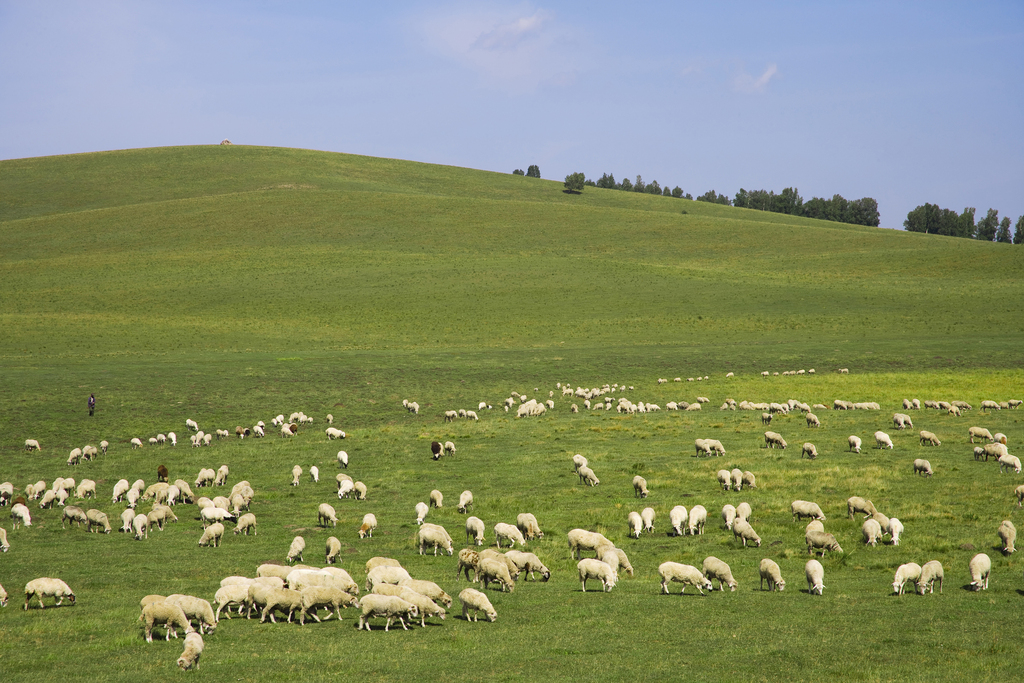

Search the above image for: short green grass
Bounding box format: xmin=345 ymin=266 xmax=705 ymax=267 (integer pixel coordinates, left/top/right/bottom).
xmin=1 ymin=146 xmax=1023 ymax=681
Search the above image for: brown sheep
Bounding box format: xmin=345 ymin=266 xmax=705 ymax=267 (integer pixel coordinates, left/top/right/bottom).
xmin=430 ymin=441 xmax=443 ymax=460
xmin=157 ymin=465 xmax=169 ymax=483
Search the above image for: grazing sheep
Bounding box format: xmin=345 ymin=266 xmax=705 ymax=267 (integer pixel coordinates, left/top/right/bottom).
xmin=695 ymin=439 xmax=714 ymax=457
xmin=968 ymin=427 xmax=994 ymax=443
xmin=731 ymin=469 xmax=744 ymax=490
xmin=913 ymin=459 xmax=934 ymax=477
xmin=917 ymin=560 xmax=944 ymax=594
xmin=298 ymin=585 xmax=360 ymax=625
xmin=478 ymin=558 xmax=516 ymax=593
xmin=260 ymin=587 xmax=303 ymax=623
xmin=59 ymin=506 xmax=86 ymax=530
xmin=578 ymin=466 xmax=600 ymax=487
xmin=742 ymin=471 xmax=757 ymax=489
xmin=572 ymin=454 xmax=588 ymax=471
xmin=721 ymin=504 xmax=737 ymax=530
xmin=999 ymin=453 xmax=1022 ymax=474
xmin=847 ymin=496 xmax=877 ymax=520
xmin=968 ymin=553 xmax=991 ymax=590
xmin=458 ymin=490 xmax=474 ymax=513
xmin=131 ymin=437 xmax=144 ymax=449
xmin=364 ymin=565 xmax=412 ymax=593
xmin=516 ymin=512 xmax=543 ymax=540
xmin=1015 ymin=484 xmax=1024 ymax=508
xmin=505 ymin=550 xmax=550 ymax=582
xmin=198 ymin=522 xmax=225 ymax=547
xmin=23 ymin=578 xmax=76 ymax=611
xmin=164 ymin=594 xmax=217 ymax=635
xmin=287 ymin=536 xmax=306 ymax=564
xmin=132 ymin=513 xmax=149 ymax=540
xmin=874 ymin=431 xmax=893 ymax=449
xmin=764 ymin=432 xmax=787 ymax=449
xmin=358 ymin=594 xmax=419 ymax=631
xmin=373 ymin=585 xmax=444 ymax=627
xmin=325 ymin=427 xmax=345 ymax=440
xmin=358 ymin=513 xmax=377 ymax=539
xmin=848 ymin=435 xmax=862 ymax=453
xmin=318 ymin=503 xmax=338 ymax=528
xmin=67 ymin=448 xmax=83 ymax=465
xmin=805 ymin=560 xmax=825 ymax=595
xmin=791 ymin=500 xmax=826 ymax=522
xmin=981 ymin=400 xmax=1001 ymax=412
xmin=806 ymin=413 xmax=820 ymax=428
xmin=701 ymin=556 xmax=738 ymax=591
xmin=871 ymin=511 xmax=891 ymax=536
xmin=998 ymin=520 xmax=1016 ymax=554
xmin=983 ymin=443 xmax=1009 ymax=460
xmin=495 ymin=522 xmax=526 ymax=548
xmin=761 ymin=412 xmax=772 ymax=425
xmin=25 ymin=439 xmax=42 ymax=452
xmin=687 ymin=505 xmax=708 ymax=535
xmin=862 ymin=518 xmax=883 ymax=546
xmin=801 ymin=443 xmax=819 ymax=459
xmin=337 ymin=479 xmax=355 ymax=499
xmin=75 ymin=479 xmax=96 ymax=500
xmin=636 ymin=507 xmax=654 ymax=534
xmin=759 ymin=559 xmax=786 ymax=591
xmin=12 ymin=502 xmax=32 ymax=528
xmin=177 ymin=632 xmax=204 ymax=671
xmin=465 ymin=516 xmax=486 ymax=546
xmin=140 ymin=602 xmax=193 ymax=641
xmin=577 ymin=558 xmax=616 ymax=592
xmin=659 ymin=562 xmax=713 ymax=595
xmin=456 ymin=549 xmax=480 ymax=582
xmin=633 ymin=475 xmax=649 ymax=499
xmin=459 ymin=588 xmax=497 ymax=622
xmin=0 ymin=527 xmax=8 ymax=552
xmin=919 ymin=430 xmax=941 ymax=447
xmin=417 ymin=523 xmax=454 ymax=556
xmin=670 ymin=506 xmax=688 ymax=536
xmin=627 ymin=511 xmax=643 ymax=539
xmin=430 ymin=489 xmax=443 ymax=508
xmin=893 ymin=413 xmax=913 ymax=430
xmin=566 ymin=529 xmax=613 ymax=559
xmin=805 ymin=530 xmax=843 ymax=557
xmin=993 ymin=433 xmax=1007 ymax=445
xmin=716 ymin=469 xmax=732 ymax=491
xmin=892 ymin=563 xmax=922 ymax=595
xmin=732 ymin=518 xmax=761 ymax=547
xmin=233 ymin=512 xmax=257 ymax=536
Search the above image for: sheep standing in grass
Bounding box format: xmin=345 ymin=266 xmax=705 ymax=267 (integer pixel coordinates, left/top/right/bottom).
xmin=132 ymin=513 xmax=148 ymax=540
xmin=459 ymin=588 xmax=496 ymax=622
xmin=764 ymin=432 xmax=787 ymax=449
xmin=759 ymin=559 xmax=785 ymax=591
xmin=466 ymin=516 xmax=485 ymax=546
xmin=806 ymin=530 xmax=843 ymax=557
xmin=430 ymin=490 xmax=443 ymax=508
xmin=566 ymin=529 xmax=613 ymax=559
xmin=495 ymin=522 xmax=526 ymax=548
xmin=140 ymin=602 xmax=193 ymax=641
xmin=417 ymin=523 xmax=454 ymax=555
xmin=805 ymin=560 xmax=825 ymax=595
xmin=358 ymin=513 xmax=377 ymax=538
xmin=732 ymin=519 xmax=761 ymax=547
xmin=0 ymin=527 xmax=9 ymax=552
xmin=337 ymin=450 xmax=349 ymax=468
xmin=969 ymin=427 xmax=994 ymax=443
xmin=318 ymin=503 xmax=338 ymax=528
xmin=716 ymin=469 xmax=732 ymax=491
xmin=11 ymin=503 xmax=32 ymax=528
xmin=287 ymin=536 xmax=306 ymax=564
xmin=731 ymin=469 xmax=744 ymax=490
xmin=479 ymin=558 xmax=516 ymax=592
xmin=702 ymin=557 xmax=738 ymax=591
xmin=919 ymin=431 xmax=941 ymax=446
xmin=998 ymin=520 xmax=1016 ymax=554
xmin=968 ymin=553 xmax=991 ymax=590
xmin=742 ymin=471 xmax=757 ymax=489
xmin=999 ymin=453 xmax=1022 ymax=474
xmin=641 ymin=507 xmax=656 ymax=534
xmin=458 ymin=490 xmax=474 ymax=513
xmin=516 ymin=512 xmax=543 ymax=540
xmin=577 ymin=558 xmax=616 ymax=592
xmin=86 ymin=509 xmax=111 ymax=534
xmin=198 ymin=522 xmax=225 ymax=547
xmin=847 ymin=497 xmax=876 ymax=519
xmin=578 ymin=466 xmax=600 ymax=487
xmin=806 ymin=413 xmax=820 ymax=428
xmin=670 ymin=506 xmax=688 ymax=536
xmin=917 ymin=561 xmax=944 ymax=594
xmin=177 ymin=632 xmax=204 ymax=671
xmin=874 ymin=431 xmax=893 ymax=449
xmin=627 ymin=511 xmax=643 ymax=538
xmin=791 ymin=500 xmax=826 ymax=522
xmin=687 ymin=505 xmax=708 ymax=535
xmin=165 ymin=594 xmax=217 ymax=635
xmin=848 ymin=435 xmax=862 ymax=453
xmin=659 ymin=562 xmax=713 ymax=595
xmin=801 ymin=443 xmax=819 ymax=459
xmin=633 ymin=476 xmax=649 ymax=498
xmin=913 ymin=459 xmax=933 ymax=476
xmin=892 ymin=563 xmax=922 ymax=595
xmin=23 ymin=578 xmax=75 ymax=610
xmin=862 ymin=519 xmax=883 ymax=546
xmin=358 ymin=595 xmax=419 ymax=631
xmin=456 ymin=549 xmax=480 ymax=582
xmin=505 ymin=551 xmax=550 ymax=582
xmin=25 ymin=439 xmax=41 ymax=452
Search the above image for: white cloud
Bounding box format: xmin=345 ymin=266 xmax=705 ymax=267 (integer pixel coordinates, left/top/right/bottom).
xmin=734 ymin=63 xmax=779 ymax=94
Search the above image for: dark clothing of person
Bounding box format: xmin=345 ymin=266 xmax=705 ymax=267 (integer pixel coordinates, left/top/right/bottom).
xmin=88 ymin=395 xmax=96 ymax=416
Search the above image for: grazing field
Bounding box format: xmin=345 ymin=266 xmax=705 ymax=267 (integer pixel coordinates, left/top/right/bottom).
xmin=1 ymin=146 xmax=1023 ymax=681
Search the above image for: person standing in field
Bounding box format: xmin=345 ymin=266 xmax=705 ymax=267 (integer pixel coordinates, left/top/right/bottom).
xmin=88 ymin=393 xmax=96 ymax=416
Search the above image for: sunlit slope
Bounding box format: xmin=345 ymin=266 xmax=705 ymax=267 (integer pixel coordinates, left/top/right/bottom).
xmin=1 ymin=145 xmax=1021 ymax=362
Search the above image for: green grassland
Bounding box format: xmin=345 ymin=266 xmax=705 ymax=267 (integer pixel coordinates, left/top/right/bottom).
xmin=1 ymin=146 xmax=1023 ymax=682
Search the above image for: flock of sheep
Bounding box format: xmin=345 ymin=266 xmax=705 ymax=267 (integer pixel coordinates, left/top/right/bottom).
xmin=2 ymin=372 xmax=1022 ymax=672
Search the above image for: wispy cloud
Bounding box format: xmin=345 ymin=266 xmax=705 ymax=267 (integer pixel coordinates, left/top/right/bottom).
xmin=734 ymin=63 xmax=779 ymax=93
xmin=419 ymin=6 xmax=580 ymax=91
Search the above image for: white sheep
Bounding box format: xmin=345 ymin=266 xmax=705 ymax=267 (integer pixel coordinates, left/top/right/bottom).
xmin=917 ymin=560 xmax=944 ymax=594
xmin=801 ymin=443 xmax=819 ymax=459
xmin=417 ymin=523 xmax=454 ymax=555
xmin=721 ymin=504 xmax=737 ymax=531
xmin=140 ymin=602 xmax=194 ymax=641
xmin=968 ymin=553 xmax=991 ymax=590
xmin=287 ymin=535 xmax=306 ymax=564
xmin=578 ymin=466 xmax=600 ymax=487
xmin=177 ymin=631 xmax=204 ymax=671
xmin=415 ymin=501 xmax=429 ymax=525
xmin=494 ymin=522 xmax=526 ymax=548
xmin=504 ymin=550 xmax=550 ymax=582
xmin=318 ymin=503 xmax=338 ymax=528
xmin=805 ymin=559 xmax=825 ymax=595
xmin=131 ymin=437 xmax=144 ymax=449
xmin=430 ymin=489 xmax=443 ymax=508
xmin=862 ymin=518 xmax=883 ymax=546
xmin=337 ymin=479 xmax=355 ymax=499
xmin=847 ymin=496 xmax=876 ymax=519
xmin=572 ymin=454 xmax=588 ymax=471
xmin=577 ymin=558 xmax=616 ymax=592
xmin=730 ymin=469 xmax=743 ymax=490
xmin=806 ymin=530 xmax=843 ymax=556
xmin=0 ymin=526 xmax=9 ymax=552
xmin=874 ymin=431 xmax=893 ymax=449
xmin=998 ymin=520 xmax=1016 ymax=554
xmin=459 ymin=588 xmax=496 ymax=622
xmin=913 ymin=459 xmax=933 ymax=477
xmin=659 ymin=562 xmax=713 ymax=595
xmin=791 ymin=500 xmax=826 ymax=522
xmin=516 ymin=512 xmax=543 ymax=540
xmin=458 ymin=490 xmax=474 ymax=513
xmin=892 ymin=563 xmax=922 ymax=595
xmin=806 ymin=413 xmax=820 ymax=428
xmin=670 ymin=505 xmax=688 ymax=536
xmin=358 ymin=594 xmax=418 ymax=631
xmin=478 ymin=558 xmax=516 ymax=592
xmin=165 ymin=594 xmax=217 ymax=634
xmin=25 ymin=439 xmax=42 ymax=452
xmin=633 ymin=475 xmax=649 ymax=499
xmin=764 ymin=431 xmax=787 ymax=449
xmin=23 ymin=578 xmax=76 ymax=610
xmin=641 ymin=507 xmax=656 ymax=534
xmin=716 ymin=469 xmax=732 ymax=491
xmin=687 ymin=505 xmax=708 ymax=535
xmin=919 ymin=431 xmax=941 ymax=446
xmin=291 ymin=465 xmax=302 ymax=486
xmin=323 ymin=536 xmax=342 ymax=565
xmin=566 ymin=529 xmax=613 ymax=559
xmin=198 ymin=522 xmax=225 ymax=547
xmin=848 ymin=435 xmax=862 ymax=453
xmin=465 ymin=516 xmax=486 ymax=546
xmin=132 ymin=513 xmax=148 ymax=540
xmin=702 ymin=556 xmax=738 ymax=591
xmin=968 ymin=426 xmax=994 ymax=443
xmin=759 ymin=558 xmax=786 ymax=591
xmin=627 ymin=511 xmax=643 ymax=538
xmin=365 ymin=565 xmax=412 ymax=592
xmin=999 ymin=453 xmax=1022 ymax=474
xmin=358 ymin=513 xmax=377 ymax=539
xmin=337 ymin=451 xmax=349 ymax=468
xmin=732 ymin=518 xmax=761 ymax=547
xmin=234 ymin=513 xmax=257 ymax=536
xmin=326 ymin=427 xmax=346 ymax=440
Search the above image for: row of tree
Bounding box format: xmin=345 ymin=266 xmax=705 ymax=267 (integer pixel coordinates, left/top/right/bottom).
xmin=512 ymin=165 xmax=541 ymax=178
xmin=903 ymin=204 xmax=1023 ymax=243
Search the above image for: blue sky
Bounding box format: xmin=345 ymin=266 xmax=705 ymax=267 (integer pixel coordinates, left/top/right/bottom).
xmin=2 ymin=1 xmax=1021 ymax=228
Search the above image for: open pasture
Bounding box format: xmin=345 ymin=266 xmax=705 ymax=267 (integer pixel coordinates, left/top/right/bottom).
xmin=1 ymin=146 xmax=1023 ymax=681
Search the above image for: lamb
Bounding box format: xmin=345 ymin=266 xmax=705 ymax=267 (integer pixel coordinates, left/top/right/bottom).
xmin=417 ymin=523 xmax=454 ymax=555
xmin=23 ymin=577 xmax=76 ymax=610
xmin=764 ymin=431 xmax=787 ymax=449
xmin=627 ymin=511 xmax=643 ymax=538
xmin=968 ymin=426 xmax=994 ymax=443
xmin=494 ymin=522 xmax=526 ymax=548
xmin=459 ymin=588 xmax=497 ymax=622
xmin=759 ymin=558 xmax=786 ymax=591
xmin=892 ymin=563 xmax=922 ymax=595
xmin=633 ymin=507 xmax=653 ymax=535
xmin=177 ymin=632 xmax=204 ymax=671
xmin=687 ymin=505 xmax=708 ymax=535
xmin=732 ymin=519 xmax=761 ymax=547
xmin=919 ymin=430 xmax=941 ymax=446
xmin=566 ymin=529 xmax=613 ymax=559
xmin=299 ymin=586 xmax=360 ymax=625
xmin=917 ymin=560 xmax=944 ymax=594
xmin=701 ymin=556 xmax=738 ymax=591
xmin=140 ymin=602 xmax=193 ymax=641
xmin=465 ymin=516 xmax=485 ymax=545
xmin=801 ymin=443 xmax=819 ymax=459
xmin=862 ymin=518 xmax=883 ymax=546
xmin=458 ymin=490 xmax=474 ymax=513
xmin=968 ymin=553 xmax=991 ymax=590
xmin=430 ymin=489 xmax=443 ymax=508
xmin=913 ymin=459 xmax=933 ymax=476
xmin=791 ymin=500 xmax=826 ymax=522
xmin=577 ymin=558 xmax=616 ymax=592
xmin=358 ymin=513 xmax=377 ymax=538
xmin=874 ymin=431 xmax=893 ymax=449
xmin=198 ymin=522 xmax=225 ymax=547
xmin=516 ymin=512 xmax=543 ymax=540
xmin=848 ymin=435 xmax=862 ymax=453
xmin=805 ymin=530 xmax=843 ymax=557
xmin=260 ymin=587 xmax=303 ymax=623
xmin=318 ymin=503 xmax=338 ymax=528
xmin=132 ymin=513 xmax=149 ymax=540
xmin=805 ymin=559 xmax=825 ymax=595
xmin=633 ymin=475 xmax=649 ymax=498
xmin=357 ymin=594 xmax=419 ymax=631
xmin=504 ymin=550 xmax=550 ymax=581
xmin=578 ymin=466 xmax=600 ymax=487
xmin=659 ymin=562 xmax=713 ymax=595
xmin=998 ymin=520 xmax=1016 ymax=554
xmin=337 ymin=450 xmax=349 ymax=468
xmin=716 ymin=469 xmax=732 ymax=491
xmin=670 ymin=506 xmax=688 ymax=536
xmin=164 ymin=594 xmax=217 ymax=634
xmin=287 ymin=536 xmax=306 ymax=564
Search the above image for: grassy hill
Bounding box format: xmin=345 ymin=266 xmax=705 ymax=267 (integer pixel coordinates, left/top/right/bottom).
xmin=1 ymin=146 xmax=1022 ymax=681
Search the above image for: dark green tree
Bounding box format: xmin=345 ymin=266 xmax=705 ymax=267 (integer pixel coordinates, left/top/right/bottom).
xmin=733 ymin=189 xmax=749 ymax=208
xmin=1015 ymin=216 xmax=1024 ymax=245
xmin=662 ymin=186 xmax=672 ymax=196
xmin=619 ymin=176 xmax=633 ymax=192
xmin=671 ymin=186 xmax=684 ymax=198
xmin=584 ymin=178 xmax=596 ymax=187
xmin=512 ymin=169 xmax=525 ymax=176
xmin=975 ymin=208 xmax=999 ymax=241
xmin=646 ymin=180 xmax=661 ymax=195
xmin=696 ymin=190 xmax=731 ymax=205
xmin=596 ymin=173 xmax=617 ymax=189
xmin=563 ymin=172 xmax=585 ymax=194
xmin=996 ymin=216 xmax=1012 ymax=243
xmin=526 ymin=165 xmax=541 ymax=178
xmin=633 ymin=175 xmax=646 ymax=193
xmin=958 ymin=207 xmax=976 ymax=238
